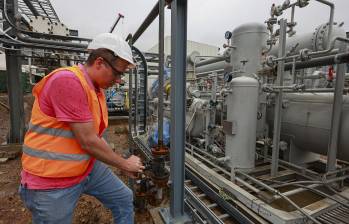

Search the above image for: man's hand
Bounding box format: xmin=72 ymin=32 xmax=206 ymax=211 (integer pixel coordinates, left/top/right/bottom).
xmin=124 ymin=155 xmax=145 ymax=173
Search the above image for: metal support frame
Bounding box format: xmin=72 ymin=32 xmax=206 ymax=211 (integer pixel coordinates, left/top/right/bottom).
xmin=128 ymin=0 xmax=170 ymax=44
xmin=168 ymin=0 xmax=190 ymax=222
xmin=128 ymin=69 xmax=134 ymax=136
xmin=5 ymin=49 xmax=25 ymax=143
xmin=326 ymin=42 xmax=347 ymax=172
xmin=158 ymin=0 xmax=165 ymax=145
xmin=271 ymin=19 xmax=287 ymax=176
xmin=2 ymin=0 xmax=91 ymax=44
xmin=134 ymin=67 xmax=138 ymax=134
xmin=4 ymin=0 xmax=25 ymax=143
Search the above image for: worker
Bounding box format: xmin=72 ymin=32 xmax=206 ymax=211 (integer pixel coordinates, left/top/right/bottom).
xmin=18 ymin=33 xmax=144 ymax=224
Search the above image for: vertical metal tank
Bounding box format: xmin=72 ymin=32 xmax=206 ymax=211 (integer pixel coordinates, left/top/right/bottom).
xmin=230 ymin=23 xmax=268 ymax=139
xmin=230 ymin=23 xmax=268 ymax=75
xmin=225 ymin=76 xmax=259 ymax=170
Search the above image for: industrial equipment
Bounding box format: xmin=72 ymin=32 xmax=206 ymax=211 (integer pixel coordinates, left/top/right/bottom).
xmin=2 ymin=0 xmax=349 ymax=223
xmin=128 ymin=0 xmax=349 ymax=223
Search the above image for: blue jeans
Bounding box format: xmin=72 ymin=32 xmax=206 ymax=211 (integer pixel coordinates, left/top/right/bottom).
xmin=19 ymin=160 xmax=134 ymax=224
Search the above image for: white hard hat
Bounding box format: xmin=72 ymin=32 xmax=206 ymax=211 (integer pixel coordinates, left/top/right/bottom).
xmin=88 ymin=33 xmax=135 ymax=68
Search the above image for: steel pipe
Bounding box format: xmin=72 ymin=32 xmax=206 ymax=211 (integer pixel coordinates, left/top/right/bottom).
xmin=158 ymin=0 xmax=165 ymax=145
xmin=17 ymin=32 xmax=88 ymax=49
xmin=271 ymin=19 xmax=287 ymax=176
xmin=128 ymin=0 xmax=170 ymax=44
xmin=326 ymin=42 xmax=347 ymax=172
xmin=283 ymin=52 xmax=349 ymax=70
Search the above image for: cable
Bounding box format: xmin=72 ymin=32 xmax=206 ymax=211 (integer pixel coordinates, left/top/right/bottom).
xmin=262 ymin=178 xmax=349 ymax=209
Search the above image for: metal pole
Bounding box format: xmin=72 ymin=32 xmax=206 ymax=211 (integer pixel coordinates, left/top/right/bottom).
xmin=5 ymin=0 xmax=25 ymax=143
xmin=271 ymin=19 xmax=287 ymax=176
xmin=5 ymin=49 xmax=25 ymax=143
xmin=134 ymin=68 xmax=138 ymax=134
xmin=158 ymin=0 xmax=165 ymax=145
xmin=326 ymin=42 xmax=347 ymax=172
xmin=170 ymin=0 xmax=189 ymax=221
xmin=128 ymin=70 xmax=134 ymax=136
xmin=128 ymin=0 xmax=168 ymax=44
xmin=109 ymin=13 xmax=124 ymax=33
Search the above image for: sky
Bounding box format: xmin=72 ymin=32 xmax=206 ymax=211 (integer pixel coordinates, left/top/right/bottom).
xmin=50 ymin=0 xmax=349 ymax=51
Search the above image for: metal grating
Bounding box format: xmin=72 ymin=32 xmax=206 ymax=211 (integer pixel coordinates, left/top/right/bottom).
xmin=317 ymin=205 xmax=349 ymax=224
xmin=18 ymin=0 xmax=60 ymax=23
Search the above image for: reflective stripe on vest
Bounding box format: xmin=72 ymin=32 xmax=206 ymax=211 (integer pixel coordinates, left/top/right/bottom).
xmin=28 ymin=122 xmax=75 ymax=138
xmin=23 ymin=145 xmax=90 ymax=161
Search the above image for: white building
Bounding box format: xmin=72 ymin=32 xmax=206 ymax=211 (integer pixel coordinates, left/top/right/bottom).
xmin=148 ymin=36 xmax=219 ymax=57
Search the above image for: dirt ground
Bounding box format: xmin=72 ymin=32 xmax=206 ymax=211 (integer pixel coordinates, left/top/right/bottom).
xmin=0 ymin=94 xmax=155 ymax=224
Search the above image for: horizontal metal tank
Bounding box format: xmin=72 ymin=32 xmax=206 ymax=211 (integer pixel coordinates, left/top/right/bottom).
xmin=267 ymin=93 xmax=349 ymax=162
xmin=269 ymin=24 xmax=346 ymax=56
xmin=225 ymin=76 xmax=259 ymax=170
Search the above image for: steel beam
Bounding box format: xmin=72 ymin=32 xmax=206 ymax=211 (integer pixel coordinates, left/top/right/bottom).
xmin=169 ymin=0 xmax=190 ymax=222
xmin=158 ymin=0 xmax=165 ymax=144
xmin=326 ymin=42 xmax=347 ymax=172
xmin=4 ymin=0 xmax=25 ymax=143
xmin=22 ymin=0 xmax=40 ymax=16
xmin=5 ymin=49 xmax=25 ymax=143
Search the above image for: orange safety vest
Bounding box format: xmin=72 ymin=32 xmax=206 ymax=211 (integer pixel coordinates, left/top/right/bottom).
xmin=22 ymin=65 xmax=108 ymax=178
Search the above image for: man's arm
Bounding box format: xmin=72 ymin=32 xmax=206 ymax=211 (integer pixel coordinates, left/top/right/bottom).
xmin=70 ymin=122 xmax=144 ymax=173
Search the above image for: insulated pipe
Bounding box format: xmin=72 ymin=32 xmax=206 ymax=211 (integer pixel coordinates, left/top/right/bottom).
xmin=22 ymin=31 xmax=92 ymax=42
xmin=16 ymin=32 xmax=88 ymax=49
xmin=195 ymin=56 xmax=225 ymax=67
xmin=0 ymin=37 xmax=88 ymax=53
xmin=195 ymin=61 xmax=228 ymax=75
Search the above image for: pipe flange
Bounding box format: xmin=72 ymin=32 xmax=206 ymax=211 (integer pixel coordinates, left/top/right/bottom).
xmin=313 ymin=24 xmax=329 ymax=52
xmin=150 ymin=172 xmax=170 ymax=188
xmin=299 ymin=48 xmax=311 ymax=61
xmin=266 ymin=55 xmax=276 ymax=67
xmin=151 ymin=145 xmax=169 ymax=157
xmin=297 ymin=0 xmax=310 ymax=8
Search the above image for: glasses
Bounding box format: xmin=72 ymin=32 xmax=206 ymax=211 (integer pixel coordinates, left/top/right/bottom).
xmin=100 ymin=57 xmax=124 ymax=77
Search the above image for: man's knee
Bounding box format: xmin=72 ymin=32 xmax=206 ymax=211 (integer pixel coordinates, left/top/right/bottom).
xmin=124 ymin=186 xmax=134 ymax=205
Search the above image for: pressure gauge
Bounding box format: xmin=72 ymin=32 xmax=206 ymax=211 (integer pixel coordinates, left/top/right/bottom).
xmin=224 ymin=73 xmax=233 ymax=83
xmin=225 ymin=31 xmax=232 ymax=40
